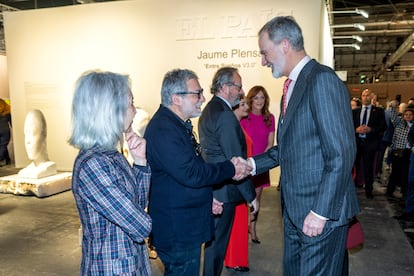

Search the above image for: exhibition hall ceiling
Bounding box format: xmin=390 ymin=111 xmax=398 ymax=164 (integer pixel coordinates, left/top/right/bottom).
xmin=1 ymin=0 xmax=414 ymax=84
xmin=328 ymin=0 xmax=414 ymax=84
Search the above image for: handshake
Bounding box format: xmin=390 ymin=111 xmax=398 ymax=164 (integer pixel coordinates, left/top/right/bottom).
xmin=231 ymin=157 xmax=253 ymax=181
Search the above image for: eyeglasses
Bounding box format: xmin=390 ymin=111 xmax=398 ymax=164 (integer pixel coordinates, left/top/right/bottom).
xmin=176 ymin=89 xmax=204 ymax=99
xmin=226 ymin=82 xmax=243 ymax=91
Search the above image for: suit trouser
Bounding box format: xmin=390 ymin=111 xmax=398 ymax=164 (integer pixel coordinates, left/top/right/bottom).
xmin=387 ymin=149 xmax=411 ymax=195
xmin=355 ymin=140 xmax=376 ymax=194
xmin=203 ymin=202 xmax=236 ymax=276
xmin=283 ymin=214 xmax=348 ymax=276
xmin=375 ymin=141 xmax=391 ymax=175
xmin=405 ymin=153 xmax=414 ymax=214
xmin=0 ymin=131 xmax=10 ymax=162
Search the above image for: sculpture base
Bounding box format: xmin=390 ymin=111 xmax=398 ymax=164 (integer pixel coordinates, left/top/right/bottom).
xmin=0 ymin=172 xmax=72 ymax=197
xmin=18 ymin=161 xmax=57 ymax=179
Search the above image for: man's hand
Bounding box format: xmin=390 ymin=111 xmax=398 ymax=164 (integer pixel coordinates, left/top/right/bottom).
xmin=356 ymin=125 xmax=371 ymax=134
xmin=212 ymin=198 xmax=223 ymax=215
xmin=247 ymin=157 xmax=256 ymax=176
xmin=231 ymin=157 xmax=252 ymax=181
xmin=302 ymin=212 xmax=326 ymax=237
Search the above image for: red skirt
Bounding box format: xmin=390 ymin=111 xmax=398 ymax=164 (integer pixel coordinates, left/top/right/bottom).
xmin=224 ymin=203 xmax=249 ymax=267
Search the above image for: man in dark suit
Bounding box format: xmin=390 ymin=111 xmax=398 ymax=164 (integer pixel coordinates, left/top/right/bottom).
xmin=352 ymin=88 xmax=386 ymax=198
xmin=145 ymin=69 xmax=251 ymax=275
xmin=250 ymin=16 xmax=360 ymax=275
xmin=198 ymin=67 xmax=257 ymax=276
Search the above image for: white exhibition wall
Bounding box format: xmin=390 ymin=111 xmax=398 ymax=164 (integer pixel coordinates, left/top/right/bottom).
xmin=0 ymin=55 xmax=8 ymax=99
xmin=319 ymin=4 xmax=334 ymax=69
xmin=4 ymin=0 xmax=326 ymax=171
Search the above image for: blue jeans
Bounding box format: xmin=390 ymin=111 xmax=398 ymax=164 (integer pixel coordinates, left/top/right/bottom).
xmin=405 ymin=152 xmax=414 ymax=214
xmin=157 ymin=245 xmax=201 ymax=276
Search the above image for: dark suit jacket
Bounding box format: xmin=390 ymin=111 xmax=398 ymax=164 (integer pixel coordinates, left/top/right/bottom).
xmin=198 ymin=96 xmax=256 ymax=204
xmin=253 ymin=59 xmax=360 ymax=229
xmin=353 ymin=105 xmax=387 ymax=151
xmin=408 ymin=124 xmax=414 ymax=147
xmin=145 ymin=105 xmax=235 ymax=250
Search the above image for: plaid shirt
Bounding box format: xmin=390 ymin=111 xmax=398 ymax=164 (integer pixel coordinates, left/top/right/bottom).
xmin=390 ymin=108 xmax=412 ymax=150
xmin=72 ymin=146 xmax=152 ymax=275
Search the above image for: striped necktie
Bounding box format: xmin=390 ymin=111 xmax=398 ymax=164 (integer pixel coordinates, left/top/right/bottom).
xmin=282 ymin=79 xmax=292 ymax=117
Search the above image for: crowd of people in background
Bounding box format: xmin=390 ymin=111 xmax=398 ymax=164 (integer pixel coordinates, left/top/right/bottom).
xmin=351 ymin=91 xmax=414 ymax=220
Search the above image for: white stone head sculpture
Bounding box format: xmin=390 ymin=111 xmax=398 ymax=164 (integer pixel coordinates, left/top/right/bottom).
xmin=18 ymin=109 xmax=57 ymax=179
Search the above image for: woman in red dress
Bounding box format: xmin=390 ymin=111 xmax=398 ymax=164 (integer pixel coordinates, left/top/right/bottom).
xmin=224 ymin=95 xmax=252 ymax=272
xmin=241 ymin=86 xmax=275 ymax=243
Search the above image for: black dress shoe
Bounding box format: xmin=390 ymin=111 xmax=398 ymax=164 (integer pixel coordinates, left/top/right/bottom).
xmin=355 ymin=183 xmax=364 ymax=189
xmin=386 ymin=193 xmax=398 ymax=200
xmin=233 ymin=266 xmax=250 ymax=272
xmin=395 ymin=213 xmax=414 ymax=221
xmin=251 ymin=238 xmax=261 ymax=244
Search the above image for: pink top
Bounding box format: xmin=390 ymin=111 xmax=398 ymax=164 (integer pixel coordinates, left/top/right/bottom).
xmin=241 ymin=112 xmax=275 ymax=188
xmin=240 ymin=113 xmax=275 ymax=156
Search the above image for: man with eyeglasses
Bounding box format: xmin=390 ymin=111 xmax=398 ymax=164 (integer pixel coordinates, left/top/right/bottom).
xmin=145 ymin=69 xmax=252 ymax=275
xmin=198 ymin=67 xmax=258 ymax=276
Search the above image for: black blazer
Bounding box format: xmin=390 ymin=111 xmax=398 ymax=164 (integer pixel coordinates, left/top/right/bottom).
xmin=198 ymin=96 xmax=255 ymax=204
xmin=353 ymin=105 xmax=387 ymax=150
xmin=145 ymin=105 xmax=236 ymax=250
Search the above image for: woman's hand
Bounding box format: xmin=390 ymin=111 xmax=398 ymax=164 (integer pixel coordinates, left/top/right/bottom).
xmin=125 ymin=129 xmax=147 ymax=166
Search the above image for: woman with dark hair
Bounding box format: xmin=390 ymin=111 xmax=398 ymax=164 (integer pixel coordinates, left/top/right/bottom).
xmin=225 ymin=94 xmax=252 ymax=272
xmin=351 ymin=97 xmax=361 ymax=110
xmin=241 ymin=85 xmax=275 ymax=244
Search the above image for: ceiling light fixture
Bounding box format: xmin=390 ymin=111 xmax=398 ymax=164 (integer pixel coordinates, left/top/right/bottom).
xmin=333 ymin=35 xmax=363 ymax=42
xmin=329 ymin=8 xmax=369 ymax=18
xmin=331 ymin=23 xmax=366 ymax=31
xmin=333 ymin=44 xmax=361 ymax=50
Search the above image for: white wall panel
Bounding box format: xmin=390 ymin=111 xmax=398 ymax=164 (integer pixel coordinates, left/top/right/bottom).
xmin=4 ymin=0 xmax=324 ymax=172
